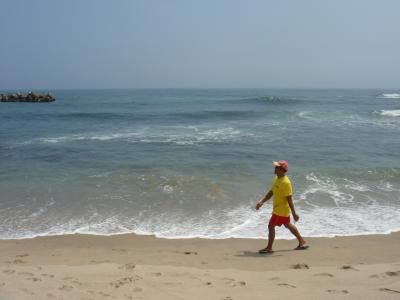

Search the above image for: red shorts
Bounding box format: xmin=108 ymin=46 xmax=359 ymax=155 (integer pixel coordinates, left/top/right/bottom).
xmin=269 ymin=214 xmax=290 ymax=227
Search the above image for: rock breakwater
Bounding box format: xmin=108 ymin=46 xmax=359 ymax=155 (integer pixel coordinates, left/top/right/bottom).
xmin=0 ymin=92 xmax=55 ymax=102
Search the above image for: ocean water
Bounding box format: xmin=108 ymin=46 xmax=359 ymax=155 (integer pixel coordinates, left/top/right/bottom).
xmin=0 ymin=89 xmax=399 ymax=239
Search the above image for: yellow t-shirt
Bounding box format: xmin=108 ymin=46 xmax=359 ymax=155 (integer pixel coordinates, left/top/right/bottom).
xmin=271 ymin=175 xmax=292 ymax=217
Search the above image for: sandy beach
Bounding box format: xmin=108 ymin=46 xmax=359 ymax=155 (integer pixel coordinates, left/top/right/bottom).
xmin=2 ymin=0 xmax=400 ymax=299
xmin=0 ymin=232 xmax=399 ymax=300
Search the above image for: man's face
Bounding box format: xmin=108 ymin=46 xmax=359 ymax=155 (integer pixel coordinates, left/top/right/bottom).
xmin=274 ymin=166 xmax=286 ymax=176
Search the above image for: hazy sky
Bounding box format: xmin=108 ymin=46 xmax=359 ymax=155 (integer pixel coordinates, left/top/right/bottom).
xmin=1 ymin=0 xmax=399 ymax=89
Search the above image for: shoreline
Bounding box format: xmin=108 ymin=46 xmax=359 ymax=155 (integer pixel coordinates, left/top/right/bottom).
xmin=0 ymin=232 xmax=399 ymax=299
xmin=1 ymin=227 xmax=400 ymax=241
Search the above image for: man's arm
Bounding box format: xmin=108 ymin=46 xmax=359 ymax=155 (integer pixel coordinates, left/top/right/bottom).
xmin=255 ymin=190 xmax=273 ymax=210
xmin=287 ymin=195 xmax=299 ymax=221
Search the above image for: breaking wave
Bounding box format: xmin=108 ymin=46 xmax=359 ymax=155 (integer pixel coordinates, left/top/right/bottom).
xmin=379 ymin=110 xmax=400 ymax=117
xmin=33 ymin=127 xmax=251 ymax=145
xmin=377 ymin=93 xmax=400 ymax=99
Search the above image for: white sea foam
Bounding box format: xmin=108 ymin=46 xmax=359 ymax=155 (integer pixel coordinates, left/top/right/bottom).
xmin=300 ymin=173 xmax=355 ymax=206
xmin=1 ymin=173 xmax=399 ymax=240
xmin=379 ymin=109 xmax=400 ymax=117
xmin=88 ymin=172 xmax=111 ymax=178
xmin=343 ymin=178 xmax=372 ymax=192
xmin=377 ymin=181 xmax=396 ymax=192
xmin=297 ymin=111 xmax=313 ymax=120
xmin=378 ymin=93 xmax=400 ymax=99
xmin=2 ymin=198 xmax=400 ymax=240
xmin=162 ymin=185 xmax=174 ymax=194
xmin=34 ymin=126 xmax=249 ymax=145
xmin=297 ymin=111 xmax=365 ymax=128
xmin=29 ymin=199 xmax=55 ymax=219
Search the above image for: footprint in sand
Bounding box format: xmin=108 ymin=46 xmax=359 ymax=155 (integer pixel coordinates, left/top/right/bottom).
xmin=21 ymin=288 xmax=34 ymax=295
xmin=369 ymin=271 xmax=400 ymax=279
xmin=314 ymin=273 xmax=334 ymax=277
xmin=118 ymin=263 xmax=136 ymax=271
xmin=370 ymin=270 xmax=400 ymax=283
xmin=62 ymin=276 xmax=75 ymax=280
xmin=184 ymin=251 xmax=198 ymax=255
xmin=222 ymin=278 xmax=246 ymax=287
xmin=277 ymin=283 xmax=296 ymax=288
xmin=41 ymin=273 xmax=55 ymax=278
xmin=16 ymin=254 xmax=29 ymax=258
xmin=71 ymin=280 xmax=82 ymax=286
xmin=340 ymin=265 xmax=358 ymax=271
xmin=292 ymin=263 xmax=309 ymax=269
xmin=9 ymin=259 xmax=27 ymax=264
xmin=90 ymin=260 xmax=111 ymax=264
xmin=270 ymin=276 xmax=280 ymax=281
xmin=18 ymin=272 xmax=34 ymax=277
xmin=62 ymin=276 xmax=82 ymax=286
xmin=99 ymin=291 xmax=115 ymax=298
xmin=222 ymin=278 xmax=236 ymax=287
xmin=326 ymin=289 xmax=349 ymax=294
xmin=2 ymin=269 xmax=16 ymax=275
xmin=16 ymin=271 xmax=42 ymax=282
xmin=26 ymin=277 xmax=42 ymax=282
xmin=164 ymin=281 xmax=183 ymax=286
xmin=379 ymin=288 xmax=400 ymax=294
xmin=112 ymin=248 xmax=127 ymax=252
xmin=385 ymin=270 xmax=400 ymax=277
xmin=109 ymin=276 xmax=142 ymax=288
xmin=59 ymin=284 xmax=74 ymax=292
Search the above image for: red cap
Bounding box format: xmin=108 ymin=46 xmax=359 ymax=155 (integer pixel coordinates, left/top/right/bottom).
xmin=272 ymin=160 xmax=289 ymax=172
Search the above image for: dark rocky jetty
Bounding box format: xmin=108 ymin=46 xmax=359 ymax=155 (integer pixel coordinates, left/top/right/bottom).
xmin=0 ymin=91 xmax=55 ymax=102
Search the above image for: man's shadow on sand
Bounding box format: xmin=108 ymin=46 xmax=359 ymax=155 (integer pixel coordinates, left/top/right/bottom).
xmin=236 ymin=249 xmax=295 ymax=258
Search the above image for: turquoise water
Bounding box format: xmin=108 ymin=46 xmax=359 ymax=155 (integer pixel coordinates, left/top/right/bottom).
xmin=0 ymin=89 xmax=399 ymax=239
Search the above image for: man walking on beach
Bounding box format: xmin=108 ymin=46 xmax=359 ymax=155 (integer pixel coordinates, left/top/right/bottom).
xmin=255 ymin=160 xmax=308 ymax=254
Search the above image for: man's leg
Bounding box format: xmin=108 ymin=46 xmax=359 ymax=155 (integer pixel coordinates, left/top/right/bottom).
xmin=266 ymin=224 xmax=275 ymax=250
xmin=284 ymin=223 xmax=306 ymax=247
xmin=259 ymin=224 xmax=276 ymax=253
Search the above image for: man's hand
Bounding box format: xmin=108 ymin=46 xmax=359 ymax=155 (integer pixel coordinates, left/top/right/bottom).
xmin=293 ymin=212 xmax=299 ymax=222
xmin=256 ymin=191 xmax=272 ymax=210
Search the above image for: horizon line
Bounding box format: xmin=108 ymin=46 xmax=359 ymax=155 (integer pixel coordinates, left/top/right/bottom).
xmin=1 ymin=87 xmax=399 ymax=91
